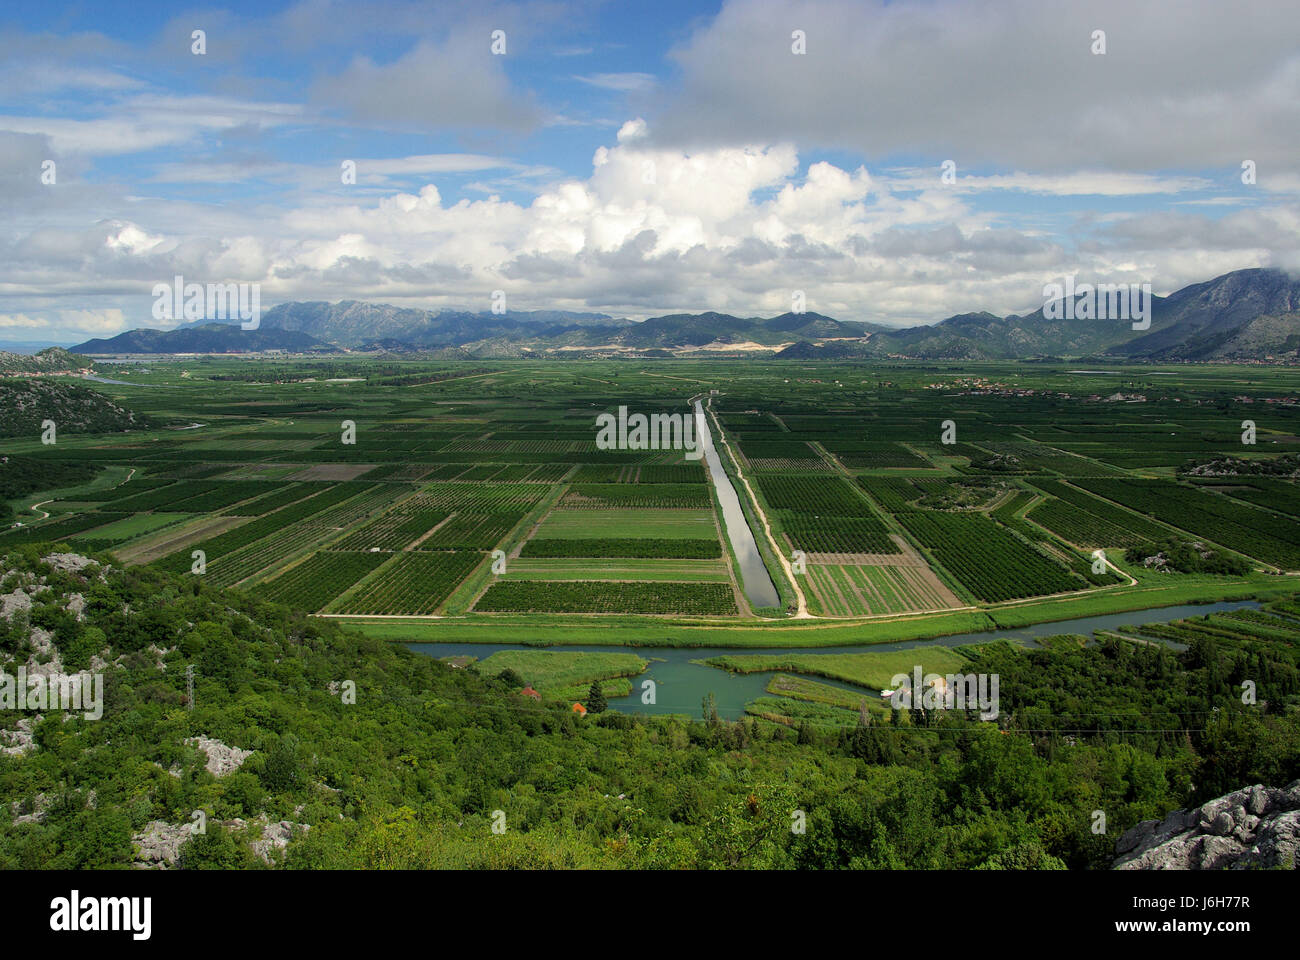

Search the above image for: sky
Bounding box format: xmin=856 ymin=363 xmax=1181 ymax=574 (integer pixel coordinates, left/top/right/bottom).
xmin=2 ymin=0 xmax=1299 ymax=342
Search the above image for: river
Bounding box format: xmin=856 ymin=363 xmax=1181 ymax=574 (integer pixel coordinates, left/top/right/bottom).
xmin=407 ymin=598 xmax=1260 ymax=720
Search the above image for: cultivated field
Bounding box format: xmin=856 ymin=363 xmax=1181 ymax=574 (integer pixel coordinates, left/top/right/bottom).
xmin=2 ymin=358 xmax=1297 ymax=649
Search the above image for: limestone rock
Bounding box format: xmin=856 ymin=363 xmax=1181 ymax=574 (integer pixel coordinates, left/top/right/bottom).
xmin=42 ymin=553 xmax=95 ymax=574
xmin=1115 ymin=780 xmax=1300 ymax=870
xmin=132 ymin=820 xmax=193 ymax=869
xmin=185 ymin=736 xmax=253 ymax=776
xmin=0 ymin=716 xmax=39 ymax=756
xmin=0 ymin=589 xmax=31 ymax=620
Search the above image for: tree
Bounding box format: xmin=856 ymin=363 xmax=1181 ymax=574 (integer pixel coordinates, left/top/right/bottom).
xmin=587 ymin=680 xmax=607 ymax=714
xmin=495 ymin=668 xmax=525 ymax=688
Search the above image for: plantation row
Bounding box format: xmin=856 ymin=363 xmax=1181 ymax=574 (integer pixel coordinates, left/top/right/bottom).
xmin=153 ymin=482 xmax=376 ymax=573
xmin=563 ymin=483 xmax=711 ymax=509
xmin=333 ymin=551 xmax=484 ymax=615
xmin=0 ymin=511 xmax=129 ymax=549
xmin=1074 ymin=478 xmax=1300 ymax=568
xmin=1206 ymin=477 xmax=1300 ymax=519
xmin=255 ymin=550 xmax=390 ymax=611
xmin=417 ymin=512 xmax=523 ymax=550
xmin=568 ymin=463 xmax=706 ymax=483
xmin=1025 ymin=478 xmax=1174 ymax=546
xmin=231 ymin=482 xmax=319 ymax=516
xmin=821 ymin=440 xmax=932 ymax=469
xmin=412 ymin=482 xmax=548 ymax=512
xmin=166 ymin=481 xmax=293 ymax=513
xmin=737 ymin=439 xmax=820 ymax=461
xmin=306 ymin=484 xmax=417 ymax=531
xmin=755 ymin=474 xmax=897 ymax=555
xmin=335 ymin=508 xmax=450 ymax=551
xmin=756 ymin=475 xmax=873 ymax=516
xmin=779 ymin=516 xmax=897 ymax=555
xmin=856 ymin=477 xmax=921 ymax=512
xmin=894 ymin=509 xmax=1082 ymax=603
xmin=473 ymin=580 xmax=737 ymax=615
xmin=202 ymin=519 xmax=347 ymax=588
xmin=987 ymin=491 xmax=1120 ymax=586
xmin=84 ymin=477 xmax=174 ymax=502
xmin=520 ymin=537 xmax=722 ymax=559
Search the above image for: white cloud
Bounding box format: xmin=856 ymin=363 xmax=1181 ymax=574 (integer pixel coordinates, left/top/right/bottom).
xmin=3 ymin=120 xmax=1299 ymax=334
xmin=650 ymin=0 xmax=1300 ymax=173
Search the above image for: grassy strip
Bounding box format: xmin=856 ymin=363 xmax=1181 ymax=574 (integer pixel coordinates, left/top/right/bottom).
xmin=699 ymin=647 xmax=971 ymax=690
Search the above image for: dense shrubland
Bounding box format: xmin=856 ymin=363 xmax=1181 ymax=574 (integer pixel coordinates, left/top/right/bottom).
xmin=1 ymin=543 xmax=1297 ymax=869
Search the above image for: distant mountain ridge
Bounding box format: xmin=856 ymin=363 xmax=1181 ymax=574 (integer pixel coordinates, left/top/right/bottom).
xmin=69 ymin=268 xmax=1300 ymax=361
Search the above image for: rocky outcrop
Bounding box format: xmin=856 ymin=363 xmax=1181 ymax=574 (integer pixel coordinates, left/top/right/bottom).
xmin=0 ymin=589 xmax=32 ymax=620
xmin=131 ymin=816 xmax=309 ymax=868
xmin=249 ymin=819 xmax=310 ymax=864
xmin=1114 ymin=781 xmax=1300 ymax=870
xmin=0 ymin=717 xmax=39 ymax=756
xmin=42 ymin=553 xmax=96 ymax=574
xmin=132 ymin=820 xmax=193 ymax=868
xmin=185 ymin=736 xmax=253 ymax=776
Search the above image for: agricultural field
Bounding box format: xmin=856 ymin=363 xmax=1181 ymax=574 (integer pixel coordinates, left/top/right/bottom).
xmin=1 ymin=357 xmax=1296 ymax=654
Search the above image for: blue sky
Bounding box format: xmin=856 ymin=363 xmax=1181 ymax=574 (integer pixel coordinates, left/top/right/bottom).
xmin=2 ymin=0 xmax=1298 ymax=342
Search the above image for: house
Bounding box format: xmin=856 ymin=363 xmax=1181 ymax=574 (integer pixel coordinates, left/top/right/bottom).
xmin=520 ymin=685 xmax=541 ymax=701
xmin=571 ymin=702 xmax=588 ymax=716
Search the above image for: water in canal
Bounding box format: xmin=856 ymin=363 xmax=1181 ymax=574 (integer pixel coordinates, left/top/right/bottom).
xmin=693 ymin=399 xmax=780 ymax=609
xmin=408 ymin=599 xmax=1260 ymax=721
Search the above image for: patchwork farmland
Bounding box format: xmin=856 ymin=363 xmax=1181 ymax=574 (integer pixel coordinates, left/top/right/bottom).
xmin=2 ymin=359 xmax=1297 ymax=642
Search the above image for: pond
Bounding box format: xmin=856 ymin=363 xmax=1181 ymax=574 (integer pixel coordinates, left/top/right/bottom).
xmin=407 ymin=598 xmax=1260 ymax=720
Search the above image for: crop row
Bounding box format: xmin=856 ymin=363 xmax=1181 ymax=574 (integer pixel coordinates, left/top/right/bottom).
xmin=472 ymin=580 xmax=737 ymax=615
xmin=333 ymin=551 xmax=483 ymax=614
xmin=1025 ymin=479 xmax=1174 ymax=545
xmin=334 ymin=509 xmax=450 ymax=550
xmin=255 ymin=551 xmax=391 ymax=611
xmin=0 ymin=512 xmax=128 ymax=548
xmin=520 ymin=537 xmax=721 ymax=559
xmin=416 ymin=512 xmax=524 ymax=550
xmin=756 ymin=475 xmax=873 ymax=516
xmin=152 ymin=482 xmax=365 ymax=572
xmin=778 ymin=515 xmax=897 ymax=554
xmin=1073 ymin=478 xmax=1300 ymax=568
xmin=563 ymin=483 xmax=711 ymax=509
xmin=894 ymin=509 xmax=1081 ymax=603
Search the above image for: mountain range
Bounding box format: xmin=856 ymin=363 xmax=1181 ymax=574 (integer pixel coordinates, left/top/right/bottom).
xmin=70 ymin=268 xmax=1300 ymax=362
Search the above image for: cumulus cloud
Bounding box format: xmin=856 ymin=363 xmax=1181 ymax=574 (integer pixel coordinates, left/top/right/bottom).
xmin=4 ymin=114 xmax=1296 ymax=339
xmin=312 ymin=37 xmax=540 ymax=132
xmin=649 ymin=0 xmax=1300 ymax=173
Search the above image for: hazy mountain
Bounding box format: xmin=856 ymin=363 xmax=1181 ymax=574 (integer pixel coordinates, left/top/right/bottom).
xmin=71 ymin=323 xmax=333 ymax=355
xmin=1114 ymin=268 xmax=1300 ymax=358
xmin=256 ymin=300 xmax=624 ymax=348
xmin=64 ymin=268 xmax=1300 ymax=360
xmin=785 ymin=268 xmax=1300 ymax=361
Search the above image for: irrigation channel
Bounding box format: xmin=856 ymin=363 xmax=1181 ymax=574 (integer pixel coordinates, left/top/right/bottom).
xmin=408 ymin=599 xmax=1260 ymax=720
xmin=692 ymin=399 xmax=780 ymax=609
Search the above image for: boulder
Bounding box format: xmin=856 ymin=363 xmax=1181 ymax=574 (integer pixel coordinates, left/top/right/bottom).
xmin=1116 ymin=781 xmax=1300 ymax=870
